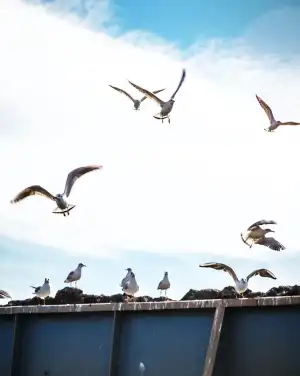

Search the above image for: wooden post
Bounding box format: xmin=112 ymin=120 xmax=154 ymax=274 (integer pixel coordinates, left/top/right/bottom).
xmin=202 ymin=303 xmax=225 ymax=376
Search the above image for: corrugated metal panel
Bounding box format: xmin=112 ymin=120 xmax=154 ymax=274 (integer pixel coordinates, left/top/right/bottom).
xmin=0 ymin=316 xmax=14 ymax=376
xmin=213 ymin=306 xmax=300 ymax=376
xmin=118 ymin=310 xmax=214 ymax=376
xmin=19 ymin=313 xmax=114 ymax=376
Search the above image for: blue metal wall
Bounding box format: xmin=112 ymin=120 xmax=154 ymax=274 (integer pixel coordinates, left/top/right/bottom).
xmin=0 ymin=316 xmax=14 ymax=376
xmin=213 ymin=306 xmax=300 ymax=376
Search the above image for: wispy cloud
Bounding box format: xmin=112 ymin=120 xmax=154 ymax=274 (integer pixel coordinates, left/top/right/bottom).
xmin=0 ymin=0 xmax=300 ymax=298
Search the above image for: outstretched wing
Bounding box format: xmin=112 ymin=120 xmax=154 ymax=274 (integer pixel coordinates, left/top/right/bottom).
xmin=10 ymin=185 xmax=55 ymax=204
xmin=240 ymin=232 xmax=251 ymax=246
xmin=247 ymin=219 xmax=277 ymax=230
xmin=170 ymin=68 xmax=186 ymax=99
xmin=128 ymin=81 xmax=164 ymax=106
xmin=109 ymin=85 xmax=136 ymax=103
xmin=255 ymin=237 xmax=285 ymax=251
xmin=280 ymin=121 xmax=300 ymax=126
xmin=246 ymin=268 xmax=276 ymax=281
xmin=199 ymin=262 xmax=238 ymax=282
xmin=30 ymin=285 xmax=40 ymax=293
xmin=140 ymin=88 xmax=165 ymax=103
xmin=63 ymin=165 xmax=102 ymax=197
xmin=0 ymin=290 xmax=11 ymax=299
xmin=256 ymin=95 xmax=276 ymax=123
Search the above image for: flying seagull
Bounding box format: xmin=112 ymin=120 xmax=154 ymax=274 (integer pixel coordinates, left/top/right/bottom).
xmin=256 ymin=94 xmax=300 ymax=132
xmin=199 ymin=262 xmax=276 ymax=297
xmin=64 ymin=263 xmax=86 ymax=288
xmin=0 ymin=289 xmax=11 ymax=299
xmin=128 ymin=68 xmax=186 ymax=123
xmin=31 ymin=278 xmax=51 ymax=305
xmin=10 ymin=165 xmax=102 ymax=216
xmin=241 ymin=219 xmax=285 ymax=251
xmin=120 ymin=268 xmax=132 ymax=289
xmin=122 ymin=271 xmax=139 ymax=301
xmin=109 ymin=85 xmax=165 ymax=110
xmin=157 ymin=271 xmax=170 ymax=296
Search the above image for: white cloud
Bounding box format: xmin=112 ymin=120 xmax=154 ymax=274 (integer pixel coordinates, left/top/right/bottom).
xmin=1 ymin=0 xmax=300 ymax=268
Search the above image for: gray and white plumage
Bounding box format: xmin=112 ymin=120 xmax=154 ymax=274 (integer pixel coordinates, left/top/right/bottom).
xmin=31 ymin=278 xmax=51 ymax=302
xmin=241 ymin=219 xmax=285 ymax=251
xmin=122 ymin=271 xmax=139 ymax=297
xmin=157 ymin=271 xmax=170 ymax=296
xmin=256 ymin=94 xmax=300 ymax=132
xmin=109 ymin=85 xmax=165 ymax=110
xmin=0 ymin=289 xmax=11 ymax=299
xmin=120 ymin=268 xmax=132 ymax=289
xmin=10 ymin=165 xmax=102 ymax=216
xmin=199 ymin=262 xmax=276 ymax=295
xmin=128 ymin=68 xmax=186 ymax=123
xmin=64 ymin=263 xmax=86 ymax=286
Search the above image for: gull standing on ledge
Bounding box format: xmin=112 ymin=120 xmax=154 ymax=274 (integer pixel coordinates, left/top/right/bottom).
xmin=31 ymin=278 xmax=51 ymax=305
xmin=0 ymin=289 xmax=11 ymax=299
xmin=109 ymin=85 xmax=165 ymax=110
xmin=157 ymin=271 xmax=170 ymax=296
xmin=128 ymin=68 xmax=186 ymax=123
xmin=241 ymin=219 xmax=285 ymax=251
xmin=64 ymin=263 xmax=86 ymax=288
xmin=120 ymin=268 xmax=132 ymax=289
xmin=199 ymin=262 xmax=276 ymax=298
xmin=256 ymin=94 xmax=300 ymax=132
xmin=122 ymin=271 xmax=139 ymax=301
xmin=10 ymin=165 xmax=102 ymax=216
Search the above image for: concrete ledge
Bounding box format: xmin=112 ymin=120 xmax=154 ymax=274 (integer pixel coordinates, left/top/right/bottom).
xmin=1 ymin=296 xmax=300 ymax=314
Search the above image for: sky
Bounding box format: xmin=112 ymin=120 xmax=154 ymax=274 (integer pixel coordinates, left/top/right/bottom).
xmin=1 ymin=0 xmax=300 ymax=302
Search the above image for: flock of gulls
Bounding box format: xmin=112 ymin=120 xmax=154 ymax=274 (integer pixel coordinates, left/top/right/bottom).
xmin=1 ymin=67 xmax=299 ymax=303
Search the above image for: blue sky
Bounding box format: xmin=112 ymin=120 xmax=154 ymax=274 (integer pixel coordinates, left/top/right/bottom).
xmin=1 ymin=0 xmax=300 ymax=302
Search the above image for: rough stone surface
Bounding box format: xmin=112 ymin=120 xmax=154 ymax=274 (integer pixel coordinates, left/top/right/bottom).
xmin=3 ymin=285 xmax=300 ymax=307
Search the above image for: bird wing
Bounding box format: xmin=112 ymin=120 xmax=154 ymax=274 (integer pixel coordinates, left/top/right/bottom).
xmin=10 ymin=185 xmax=55 ymax=204
xmin=246 ymin=268 xmax=277 ymax=281
xmin=63 ymin=165 xmax=102 ymax=197
xmin=109 ymin=85 xmax=136 ymax=103
xmin=140 ymin=88 xmax=165 ymax=103
xmin=128 ymin=81 xmax=165 ymax=106
xmin=157 ymin=280 xmax=163 ymax=289
xmin=240 ymin=232 xmax=251 ymax=246
xmin=65 ymin=271 xmax=75 ymax=282
xmin=256 ymin=95 xmax=276 ymax=123
xmin=170 ymin=68 xmax=186 ymax=99
xmin=280 ymin=121 xmax=300 ymax=126
xmin=255 ymin=236 xmax=285 ymax=251
xmin=30 ymin=285 xmax=40 ymax=293
xmin=247 ymin=219 xmax=277 ymax=230
xmin=0 ymin=289 xmax=11 ymax=299
xmin=199 ymin=262 xmax=238 ymax=282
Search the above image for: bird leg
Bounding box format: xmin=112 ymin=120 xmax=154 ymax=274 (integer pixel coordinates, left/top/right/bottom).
xmin=168 ymin=116 xmax=170 ymax=124
xmin=75 ymin=281 xmax=77 ymax=289
xmin=165 ymin=290 xmax=167 ymax=297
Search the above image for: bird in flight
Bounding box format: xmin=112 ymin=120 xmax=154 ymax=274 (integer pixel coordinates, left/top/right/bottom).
xmin=128 ymin=68 xmax=186 ymax=123
xmin=109 ymin=85 xmax=165 ymax=110
xmin=199 ymin=262 xmax=276 ymax=298
xmin=256 ymin=94 xmax=300 ymax=132
xmin=10 ymin=165 xmax=102 ymax=216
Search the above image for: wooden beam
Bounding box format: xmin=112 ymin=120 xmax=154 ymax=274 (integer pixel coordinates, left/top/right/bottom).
xmin=202 ymin=303 xmax=225 ymax=376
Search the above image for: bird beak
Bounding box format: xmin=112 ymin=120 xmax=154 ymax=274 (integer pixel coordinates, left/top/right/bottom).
xmin=83 ymin=264 xmax=87 ymax=267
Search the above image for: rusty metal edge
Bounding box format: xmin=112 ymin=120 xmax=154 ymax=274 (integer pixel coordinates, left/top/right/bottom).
xmin=0 ymin=296 xmax=299 ymax=315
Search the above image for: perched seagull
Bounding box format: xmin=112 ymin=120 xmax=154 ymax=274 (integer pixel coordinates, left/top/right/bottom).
xmin=157 ymin=271 xmax=170 ymax=296
xmin=31 ymin=278 xmax=51 ymax=305
xmin=10 ymin=165 xmax=102 ymax=216
xmin=122 ymin=271 xmax=139 ymax=300
xmin=241 ymin=219 xmax=285 ymax=251
xmin=0 ymin=289 xmax=11 ymax=299
xmin=199 ymin=262 xmax=276 ymax=297
xmin=64 ymin=263 xmax=86 ymax=288
xmin=120 ymin=268 xmax=132 ymax=289
xmin=109 ymin=85 xmax=165 ymax=110
xmin=256 ymin=94 xmax=300 ymax=132
xmin=128 ymin=68 xmax=186 ymax=123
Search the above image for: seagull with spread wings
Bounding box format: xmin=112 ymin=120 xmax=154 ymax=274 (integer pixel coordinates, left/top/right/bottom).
xmin=199 ymin=262 xmax=276 ymax=297
xmin=0 ymin=289 xmax=11 ymax=299
xmin=10 ymin=165 xmax=102 ymax=216
xmin=128 ymin=68 xmax=186 ymax=123
xmin=256 ymin=94 xmax=300 ymax=132
xmin=31 ymin=278 xmax=51 ymax=305
xmin=240 ymin=219 xmax=285 ymax=251
xmin=109 ymin=85 xmax=165 ymax=110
